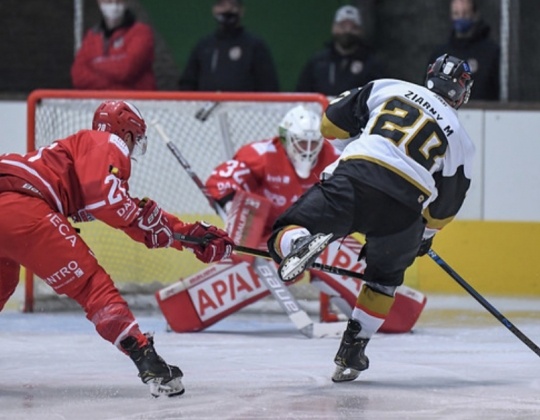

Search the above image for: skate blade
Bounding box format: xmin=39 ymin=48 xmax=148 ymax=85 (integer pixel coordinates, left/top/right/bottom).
xmin=331 ymin=366 xmax=360 ymax=383
xmin=279 ymin=233 xmax=333 ymax=281
xmin=149 ymin=377 xmax=185 ymax=398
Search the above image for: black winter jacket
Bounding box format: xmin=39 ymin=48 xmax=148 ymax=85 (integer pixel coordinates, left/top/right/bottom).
xmin=296 ymin=41 xmax=385 ymax=96
xmin=178 ymin=26 xmax=279 ymax=92
xmin=429 ymin=19 xmax=500 ymax=101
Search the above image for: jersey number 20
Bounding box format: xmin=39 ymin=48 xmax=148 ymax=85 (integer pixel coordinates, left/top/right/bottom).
xmin=370 ymin=98 xmax=448 ymax=171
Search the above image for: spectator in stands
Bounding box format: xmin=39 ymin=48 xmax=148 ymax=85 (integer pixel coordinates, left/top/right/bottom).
xmin=71 ymin=0 xmax=156 ymax=90
xmin=428 ymin=0 xmax=500 ymax=101
xmin=296 ymin=5 xmax=385 ymax=97
xmin=178 ymin=0 xmax=279 ymax=92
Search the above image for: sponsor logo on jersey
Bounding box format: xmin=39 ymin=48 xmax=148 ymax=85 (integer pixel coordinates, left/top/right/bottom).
xmin=265 ymin=174 xmax=290 ymax=184
xmin=188 ymin=262 xmax=265 ymax=321
xmin=262 ymin=189 xmax=287 ymax=207
xmin=45 ymin=260 xmax=85 ymax=289
xmin=48 ymin=213 xmax=78 ymax=247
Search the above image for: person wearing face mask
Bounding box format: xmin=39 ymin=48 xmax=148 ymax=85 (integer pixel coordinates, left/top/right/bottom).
xmin=71 ymin=0 xmax=156 ymax=90
xmin=178 ymin=0 xmax=279 ymax=92
xmin=296 ymin=5 xmax=386 ymax=97
xmin=428 ymin=0 xmax=499 ymax=101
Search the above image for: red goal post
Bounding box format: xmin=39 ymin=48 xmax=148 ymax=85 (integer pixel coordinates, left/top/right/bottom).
xmin=25 ymin=90 xmax=333 ymax=314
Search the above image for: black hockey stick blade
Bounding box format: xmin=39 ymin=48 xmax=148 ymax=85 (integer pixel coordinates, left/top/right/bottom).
xmin=428 ymin=249 xmax=540 ymax=358
xmin=173 ymin=233 xmax=364 ymax=280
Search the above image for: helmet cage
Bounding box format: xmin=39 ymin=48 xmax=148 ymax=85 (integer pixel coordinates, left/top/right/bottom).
xmin=281 ymin=128 xmax=324 ymax=178
xmin=278 ymin=106 xmax=323 ymax=179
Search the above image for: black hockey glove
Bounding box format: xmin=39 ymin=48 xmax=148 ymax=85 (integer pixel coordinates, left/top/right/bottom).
xmin=417 ymin=236 xmax=433 ymax=256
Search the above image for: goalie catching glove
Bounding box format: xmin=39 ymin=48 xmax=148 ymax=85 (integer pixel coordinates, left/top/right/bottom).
xmin=175 ymin=221 xmax=234 ymax=263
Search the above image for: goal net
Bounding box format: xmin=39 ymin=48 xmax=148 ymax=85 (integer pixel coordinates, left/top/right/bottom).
xmin=25 ymin=90 xmax=329 ymax=313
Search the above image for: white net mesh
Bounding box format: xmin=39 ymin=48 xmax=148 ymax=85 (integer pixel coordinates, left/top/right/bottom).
xmin=28 ymin=92 xmax=328 ymax=310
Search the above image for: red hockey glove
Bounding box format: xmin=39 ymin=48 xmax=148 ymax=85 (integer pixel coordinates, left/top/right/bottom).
xmin=176 ymin=221 xmax=234 ymax=263
xmin=137 ymin=198 xmax=174 ymax=249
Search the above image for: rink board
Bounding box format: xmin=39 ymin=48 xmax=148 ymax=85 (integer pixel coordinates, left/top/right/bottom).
xmin=414 ymin=220 xmax=540 ymax=295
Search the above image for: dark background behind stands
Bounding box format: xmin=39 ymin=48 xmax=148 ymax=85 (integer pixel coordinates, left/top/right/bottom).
xmin=0 ymin=0 xmax=535 ymax=101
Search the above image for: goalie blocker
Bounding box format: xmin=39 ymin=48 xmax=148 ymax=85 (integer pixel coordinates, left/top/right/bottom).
xmin=156 ymin=191 xmax=426 ymax=334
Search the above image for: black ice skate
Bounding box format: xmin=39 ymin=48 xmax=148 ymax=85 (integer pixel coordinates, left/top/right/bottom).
xmin=278 ymin=233 xmax=333 ymax=282
xmin=332 ymin=319 xmax=370 ymax=383
xmin=121 ymin=333 xmax=184 ymax=398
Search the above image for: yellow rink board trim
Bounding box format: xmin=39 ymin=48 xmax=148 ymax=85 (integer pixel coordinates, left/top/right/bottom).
xmin=33 ymin=218 xmax=539 ymax=296
xmin=414 ymin=221 xmax=540 ymax=296
xmin=76 ymin=214 xmax=223 ymax=284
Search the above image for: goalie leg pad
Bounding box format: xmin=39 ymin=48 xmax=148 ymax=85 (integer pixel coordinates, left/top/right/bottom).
xmin=312 ymin=238 xmax=427 ymax=333
xmin=225 ymin=190 xmax=272 ymax=249
xmin=156 ymin=256 xmax=271 ymax=333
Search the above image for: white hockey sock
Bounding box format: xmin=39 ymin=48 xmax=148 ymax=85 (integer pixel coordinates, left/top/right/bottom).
xmin=351 ymin=307 xmax=385 ymax=339
xmin=279 ymin=227 xmax=311 ymax=257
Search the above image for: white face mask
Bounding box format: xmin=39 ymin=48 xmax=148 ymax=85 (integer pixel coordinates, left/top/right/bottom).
xmin=100 ymin=3 xmax=126 ymax=21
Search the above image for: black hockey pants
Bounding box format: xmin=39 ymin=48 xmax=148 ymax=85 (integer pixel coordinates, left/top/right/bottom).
xmin=271 ymin=160 xmax=425 ymax=287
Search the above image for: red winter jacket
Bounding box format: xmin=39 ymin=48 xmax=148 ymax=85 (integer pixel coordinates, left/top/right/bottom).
xmin=71 ymin=15 xmax=156 ymax=91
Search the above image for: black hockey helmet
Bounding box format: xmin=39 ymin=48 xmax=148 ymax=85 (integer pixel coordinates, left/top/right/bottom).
xmin=425 ymin=54 xmax=473 ymax=109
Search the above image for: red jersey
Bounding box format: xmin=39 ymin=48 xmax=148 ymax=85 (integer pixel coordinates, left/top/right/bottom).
xmin=71 ymin=21 xmax=156 ymax=90
xmin=206 ymin=137 xmax=340 ymax=229
xmin=0 ymin=130 xmax=176 ymax=243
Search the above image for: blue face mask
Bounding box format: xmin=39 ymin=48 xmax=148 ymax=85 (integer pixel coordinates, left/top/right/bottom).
xmin=453 ymin=18 xmax=474 ymax=34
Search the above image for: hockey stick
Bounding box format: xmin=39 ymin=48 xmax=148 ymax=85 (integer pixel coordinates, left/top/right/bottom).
xmin=428 ymin=249 xmax=540 ymax=358
xmin=153 ymin=121 xmax=345 ymax=338
xmin=173 ymin=233 xmax=364 ymax=280
xmin=153 ymin=122 xmax=226 ymax=219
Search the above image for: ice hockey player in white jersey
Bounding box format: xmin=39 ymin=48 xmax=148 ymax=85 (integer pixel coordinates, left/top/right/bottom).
xmin=267 ymin=54 xmax=475 ymax=382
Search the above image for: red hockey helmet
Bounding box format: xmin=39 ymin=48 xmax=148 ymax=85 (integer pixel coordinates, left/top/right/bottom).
xmin=92 ymin=100 xmax=148 ymax=155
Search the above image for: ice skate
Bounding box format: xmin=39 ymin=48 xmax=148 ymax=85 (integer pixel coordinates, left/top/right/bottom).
xmin=278 ymin=233 xmax=333 ymax=282
xmin=121 ymin=333 xmax=184 ymax=398
xmin=332 ymin=319 xmax=370 ymax=383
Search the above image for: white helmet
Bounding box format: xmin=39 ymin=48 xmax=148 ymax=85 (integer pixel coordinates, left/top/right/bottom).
xmin=278 ymin=105 xmax=324 ymax=179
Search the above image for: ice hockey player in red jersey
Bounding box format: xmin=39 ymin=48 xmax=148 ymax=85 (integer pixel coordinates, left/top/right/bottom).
xmin=156 ymin=105 xmax=427 ymax=335
xmin=0 ymin=100 xmax=234 ymax=397
xmin=268 ymin=54 xmax=475 ymax=382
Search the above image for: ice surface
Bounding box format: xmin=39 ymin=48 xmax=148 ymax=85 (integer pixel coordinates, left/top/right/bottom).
xmin=1 ymin=295 xmax=540 ymax=420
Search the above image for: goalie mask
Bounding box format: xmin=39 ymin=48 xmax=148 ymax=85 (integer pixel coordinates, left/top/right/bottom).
xmin=93 ymin=100 xmax=148 ymax=157
xmin=425 ymin=54 xmax=473 ymax=109
xmin=279 ymin=106 xmax=324 ymax=179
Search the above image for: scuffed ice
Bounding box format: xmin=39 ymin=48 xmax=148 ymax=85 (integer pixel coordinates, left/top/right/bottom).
xmin=1 ymin=295 xmax=540 ymax=420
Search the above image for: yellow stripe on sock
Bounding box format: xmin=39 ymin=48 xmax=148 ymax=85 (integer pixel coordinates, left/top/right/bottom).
xmin=356 ymin=286 xmax=395 ymax=318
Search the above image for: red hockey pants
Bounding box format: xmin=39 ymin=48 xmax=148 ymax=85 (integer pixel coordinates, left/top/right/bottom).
xmin=0 ymin=192 xmax=144 ymax=348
